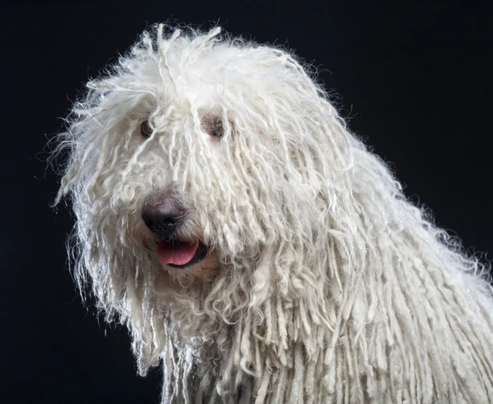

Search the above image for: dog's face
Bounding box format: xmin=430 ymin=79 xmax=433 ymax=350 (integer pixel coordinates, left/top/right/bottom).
xmin=60 ymin=31 xmax=344 ymax=289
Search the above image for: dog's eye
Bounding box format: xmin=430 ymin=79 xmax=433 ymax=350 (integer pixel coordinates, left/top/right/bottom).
xmin=206 ymin=119 xmax=224 ymax=139
xmin=141 ymin=120 xmax=152 ymax=138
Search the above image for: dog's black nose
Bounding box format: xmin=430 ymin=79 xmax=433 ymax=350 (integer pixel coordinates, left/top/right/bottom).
xmin=141 ymin=201 xmax=185 ymax=238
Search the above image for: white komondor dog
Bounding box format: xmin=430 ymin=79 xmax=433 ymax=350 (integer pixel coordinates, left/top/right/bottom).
xmin=56 ymin=25 xmax=493 ymax=403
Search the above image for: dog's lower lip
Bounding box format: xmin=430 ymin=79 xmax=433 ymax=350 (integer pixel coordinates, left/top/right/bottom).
xmin=167 ymin=242 xmax=208 ymax=269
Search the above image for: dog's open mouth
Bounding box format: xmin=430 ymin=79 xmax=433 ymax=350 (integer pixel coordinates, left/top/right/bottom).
xmin=156 ymin=239 xmax=208 ymax=268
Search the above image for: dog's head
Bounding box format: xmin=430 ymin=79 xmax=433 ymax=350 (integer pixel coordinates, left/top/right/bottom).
xmin=57 ymin=25 xmax=354 ymax=281
xmin=55 ymin=25 xmax=360 ymax=373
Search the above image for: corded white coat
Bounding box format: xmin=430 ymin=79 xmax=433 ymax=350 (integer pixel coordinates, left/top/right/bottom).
xmin=56 ymin=25 xmax=493 ymax=403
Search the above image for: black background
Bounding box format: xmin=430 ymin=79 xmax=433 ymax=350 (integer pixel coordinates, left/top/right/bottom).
xmin=2 ymin=1 xmax=492 ymax=402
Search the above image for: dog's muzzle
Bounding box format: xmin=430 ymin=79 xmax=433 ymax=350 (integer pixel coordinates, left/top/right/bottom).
xmin=141 ymin=199 xmax=208 ymax=268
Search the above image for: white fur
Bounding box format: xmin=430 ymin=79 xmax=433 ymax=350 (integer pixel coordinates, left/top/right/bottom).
xmin=56 ymin=25 xmax=493 ymax=403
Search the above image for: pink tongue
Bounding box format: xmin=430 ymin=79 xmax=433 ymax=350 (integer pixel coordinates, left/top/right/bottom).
xmin=157 ymin=240 xmax=198 ymax=266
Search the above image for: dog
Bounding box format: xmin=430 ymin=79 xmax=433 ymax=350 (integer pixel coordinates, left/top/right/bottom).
xmin=56 ymin=24 xmax=493 ymax=403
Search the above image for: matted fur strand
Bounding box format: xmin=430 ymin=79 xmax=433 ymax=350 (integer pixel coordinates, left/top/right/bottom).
xmin=56 ymin=24 xmax=493 ymax=403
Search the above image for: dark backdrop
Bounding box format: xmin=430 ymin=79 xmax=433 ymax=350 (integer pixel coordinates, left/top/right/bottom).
xmin=3 ymin=1 xmax=492 ymax=402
